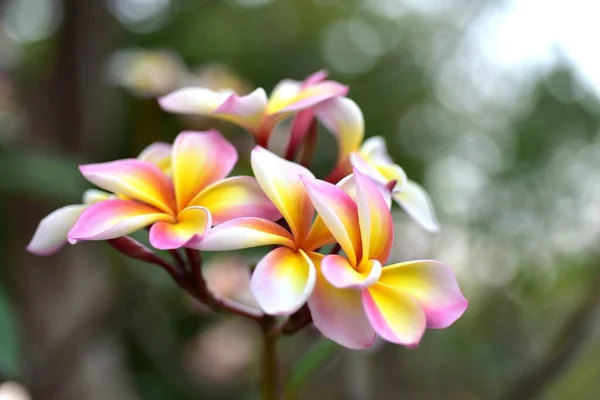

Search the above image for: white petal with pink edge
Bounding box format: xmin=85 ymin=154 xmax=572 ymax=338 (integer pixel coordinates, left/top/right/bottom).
xmin=27 ymin=204 xmax=87 ymax=255
xmin=250 ymin=247 xmax=316 ymax=315
xmin=158 ymin=87 xmax=232 ymax=115
xmin=214 ymin=88 xmax=268 ymax=132
xmin=393 ymin=180 xmax=440 ymax=232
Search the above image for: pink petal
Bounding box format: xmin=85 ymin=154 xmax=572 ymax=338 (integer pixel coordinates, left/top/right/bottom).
xmin=393 ymin=180 xmax=440 ymax=232
xmin=337 ymin=173 xmax=392 ymax=209
xmin=171 ymin=130 xmax=238 ymax=211
xmin=307 ymin=253 xmax=376 ymax=349
xmin=362 ymin=283 xmax=427 ymax=348
xmin=321 ymin=254 xmax=381 ymax=290
xmin=27 ymin=204 xmax=87 ymax=255
xmin=68 ymin=199 xmax=172 ymax=242
xmin=301 ymin=176 xmax=361 ymax=266
xmin=285 ymin=109 xmax=315 ymax=159
xmin=250 ymin=247 xmax=316 ymax=315
xmin=214 ymin=88 xmax=269 ymax=133
xmin=315 ymin=97 xmax=364 ymax=162
xmin=149 ymin=206 xmax=211 ymax=250
xmin=195 ymin=217 xmax=295 ymax=251
xmin=190 ymin=176 xmax=280 ymax=225
xmin=301 ymin=70 xmax=328 ymax=87
xmin=378 ymin=260 xmax=467 ymax=329
xmin=79 ymin=159 xmax=175 ymax=214
xmin=354 ymin=169 xmax=394 ymax=264
xmin=250 ymin=146 xmax=315 ymax=243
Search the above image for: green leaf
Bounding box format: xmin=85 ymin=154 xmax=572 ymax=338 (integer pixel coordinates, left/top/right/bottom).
xmin=0 ymin=284 xmax=21 ymax=378
xmin=285 ymin=338 xmax=339 ymax=399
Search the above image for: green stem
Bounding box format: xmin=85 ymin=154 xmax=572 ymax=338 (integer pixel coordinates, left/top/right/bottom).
xmin=260 ymin=317 xmax=279 ymax=400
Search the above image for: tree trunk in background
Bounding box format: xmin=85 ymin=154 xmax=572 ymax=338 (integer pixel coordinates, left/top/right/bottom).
xmin=6 ymin=1 xmax=137 ymax=399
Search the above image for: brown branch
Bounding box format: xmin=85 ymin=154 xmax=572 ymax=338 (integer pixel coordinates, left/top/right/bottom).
xmin=500 ymin=267 xmax=600 ymax=400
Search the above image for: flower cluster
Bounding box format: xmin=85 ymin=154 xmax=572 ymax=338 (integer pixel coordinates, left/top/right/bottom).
xmin=28 ymin=70 xmax=467 ymax=349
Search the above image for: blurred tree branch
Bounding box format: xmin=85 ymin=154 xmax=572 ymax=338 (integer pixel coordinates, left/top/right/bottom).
xmin=501 ymin=263 xmax=600 ymax=400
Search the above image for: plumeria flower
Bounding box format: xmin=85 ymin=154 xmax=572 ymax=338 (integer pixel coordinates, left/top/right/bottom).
xmin=196 ymin=146 xmax=336 ymax=315
xmin=67 ymin=130 xmax=280 ymax=250
xmin=159 ymin=70 xmax=364 ymax=167
xmin=301 ymin=170 xmax=467 ymax=349
xmin=26 ymin=141 xmax=174 ymax=256
xmin=351 ymin=136 xmax=440 ymax=232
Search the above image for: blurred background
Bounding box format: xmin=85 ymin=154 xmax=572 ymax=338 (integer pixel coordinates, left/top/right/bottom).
xmin=1 ymin=0 xmax=600 ymax=399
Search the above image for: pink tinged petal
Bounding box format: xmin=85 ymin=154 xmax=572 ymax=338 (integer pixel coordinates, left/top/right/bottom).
xmin=137 ymin=141 xmax=172 ymax=171
xmin=250 ymin=146 xmax=315 ymax=243
xmin=321 ymin=254 xmax=381 ymax=290
xmin=68 ymin=199 xmax=173 ymax=242
xmin=359 ymin=136 xmax=393 ymax=164
xmin=315 ymin=97 xmax=364 ymax=161
xmin=190 ymin=176 xmax=280 ymax=225
xmin=286 ymin=109 xmax=315 ymax=159
xmin=393 ymin=180 xmax=440 ymax=232
xmin=362 ymin=283 xmax=427 ymax=348
xmin=82 ymin=189 xmax=111 ymax=205
xmin=307 ymin=253 xmax=376 ymax=349
xmin=265 ymin=79 xmax=302 ymax=115
xmin=266 ymin=77 xmax=348 ymax=116
xmin=301 ymin=70 xmax=328 ymax=87
xmin=171 ymin=130 xmax=238 ymax=211
xmin=378 ymin=260 xmax=468 ymax=329
xmin=196 ymin=217 xmax=295 ymax=251
xmin=27 ymin=205 xmax=87 ymax=255
xmin=149 ymin=206 xmax=211 ymax=250
xmin=350 ymin=153 xmax=407 ymax=191
xmin=273 ymin=81 xmax=348 ymax=115
xmin=158 ymin=87 xmax=231 ymax=115
xmin=250 ymin=247 xmax=316 ymax=315
xmin=301 ymin=176 xmax=361 ymax=266
xmin=354 ymin=169 xmax=394 ymax=264
xmin=79 ymin=159 xmax=175 ymax=214
xmin=214 ymin=88 xmax=268 ymax=133
xmin=337 ymin=173 xmax=392 ymax=209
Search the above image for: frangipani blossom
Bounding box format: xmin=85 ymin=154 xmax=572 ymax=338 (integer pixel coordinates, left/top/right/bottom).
xmin=351 ymin=136 xmax=440 ymax=232
xmin=197 ymin=147 xmax=336 ymax=315
xmin=27 ymin=142 xmax=173 ymax=256
xmin=67 ymin=130 xmax=280 ymax=250
xmin=159 ymin=71 xmax=364 ymax=165
xmin=302 ymin=170 xmax=467 ymax=349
